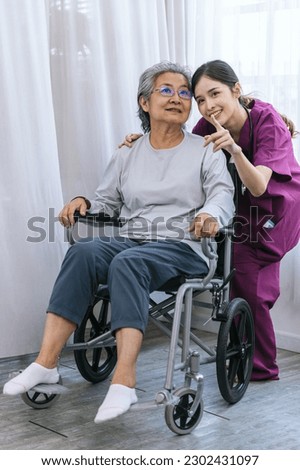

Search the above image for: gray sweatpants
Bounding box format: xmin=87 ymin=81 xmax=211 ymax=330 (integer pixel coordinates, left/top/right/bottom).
xmin=47 ymin=237 xmax=208 ymax=333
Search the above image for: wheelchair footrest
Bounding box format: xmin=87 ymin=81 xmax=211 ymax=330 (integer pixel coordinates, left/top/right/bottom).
xmin=8 ymin=370 xmax=69 ymax=395
xmin=130 ymin=400 xmax=165 ymax=411
xmin=28 ymin=383 xmax=69 ymax=395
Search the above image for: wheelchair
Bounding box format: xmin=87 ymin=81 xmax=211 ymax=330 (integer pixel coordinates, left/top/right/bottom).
xmin=21 ymin=213 xmax=255 ymax=435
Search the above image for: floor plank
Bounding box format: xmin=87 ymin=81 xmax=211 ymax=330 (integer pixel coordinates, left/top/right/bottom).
xmin=0 ymin=324 xmax=300 ymax=450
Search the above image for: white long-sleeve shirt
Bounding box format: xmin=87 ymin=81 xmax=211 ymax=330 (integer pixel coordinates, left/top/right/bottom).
xmin=89 ymin=131 xmax=235 ymax=265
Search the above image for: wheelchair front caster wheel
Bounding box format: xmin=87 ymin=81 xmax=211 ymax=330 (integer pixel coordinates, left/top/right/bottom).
xmin=21 ymin=377 xmax=63 ymax=409
xmin=165 ymin=387 xmax=203 ymax=435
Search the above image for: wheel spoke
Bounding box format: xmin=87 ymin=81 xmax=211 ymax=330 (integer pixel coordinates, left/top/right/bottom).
xmin=97 ymin=302 xmax=109 ymax=329
xmin=32 ymin=392 xmax=40 ymax=401
xmin=229 ymin=321 xmax=242 ymax=349
xmin=179 ymin=414 xmax=188 ymax=428
xmin=225 ymin=343 xmax=240 ymax=359
xmin=89 ymin=312 xmax=101 ymax=335
xmin=237 ymin=311 xmax=247 ymax=341
xmin=174 ymin=396 xmax=189 ymax=420
xmin=92 ymin=347 xmax=103 ymax=371
xmin=236 ymin=357 xmax=246 ymax=382
xmin=228 ymin=358 xmax=240 ymax=386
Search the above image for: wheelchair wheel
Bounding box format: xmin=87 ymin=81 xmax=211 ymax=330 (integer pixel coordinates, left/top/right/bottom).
xmin=216 ymin=298 xmax=254 ymax=404
xmin=165 ymin=387 xmax=203 ymax=435
xmin=74 ymin=295 xmax=117 ymax=383
xmin=21 ymin=377 xmax=62 ymax=409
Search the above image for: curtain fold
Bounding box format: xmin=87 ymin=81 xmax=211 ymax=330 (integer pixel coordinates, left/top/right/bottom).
xmin=48 ymin=0 xmax=200 ymax=202
xmin=47 ymin=0 xmax=213 ymax=204
xmin=0 ymin=0 xmax=66 ymax=357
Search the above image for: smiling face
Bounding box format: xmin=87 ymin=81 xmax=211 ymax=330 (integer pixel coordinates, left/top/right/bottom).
xmin=194 ymin=75 xmax=241 ymax=129
xmin=139 ymin=72 xmax=191 ymax=129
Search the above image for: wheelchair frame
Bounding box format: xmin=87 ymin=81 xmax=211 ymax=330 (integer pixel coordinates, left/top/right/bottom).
xmin=21 ymin=214 xmax=255 ymax=435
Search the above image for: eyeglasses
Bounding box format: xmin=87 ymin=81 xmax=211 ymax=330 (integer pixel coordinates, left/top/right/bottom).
xmin=152 ymin=86 xmax=192 ymax=100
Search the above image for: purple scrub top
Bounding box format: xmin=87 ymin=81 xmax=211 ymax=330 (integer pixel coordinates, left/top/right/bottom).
xmin=193 ymin=99 xmax=300 ymax=262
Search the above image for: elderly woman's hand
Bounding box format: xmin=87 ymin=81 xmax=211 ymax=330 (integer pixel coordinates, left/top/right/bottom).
xmin=59 ymin=197 xmax=89 ymax=227
xmin=118 ymin=133 xmax=143 ymax=148
xmin=189 ymin=212 xmax=219 ymax=238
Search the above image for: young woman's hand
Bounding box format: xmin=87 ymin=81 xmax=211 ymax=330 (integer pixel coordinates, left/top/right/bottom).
xmin=118 ymin=133 xmax=143 ymax=148
xmin=203 ymin=114 xmax=241 ymax=156
xmin=204 ymin=114 xmax=272 ymax=197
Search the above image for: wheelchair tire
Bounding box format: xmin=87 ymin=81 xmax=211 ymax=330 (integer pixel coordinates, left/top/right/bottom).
xmin=21 ymin=377 xmax=62 ymax=409
xmin=74 ymin=296 xmax=117 ymax=383
xmin=165 ymin=387 xmax=203 ymax=435
xmin=216 ymin=298 xmax=254 ymax=404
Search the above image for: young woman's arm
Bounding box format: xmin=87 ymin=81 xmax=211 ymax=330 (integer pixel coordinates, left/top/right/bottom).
xmin=204 ymin=115 xmax=272 ymax=197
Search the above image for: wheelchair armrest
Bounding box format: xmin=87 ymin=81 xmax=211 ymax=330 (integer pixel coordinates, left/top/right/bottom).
xmin=67 ymin=211 xmax=121 ymax=244
xmin=72 ymin=210 xmax=120 ymax=224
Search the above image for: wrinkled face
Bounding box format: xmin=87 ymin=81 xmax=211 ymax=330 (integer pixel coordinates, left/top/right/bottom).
xmin=194 ymin=75 xmax=241 ymax=128
xmin=140 ymin=72 xmax=192 ymax=128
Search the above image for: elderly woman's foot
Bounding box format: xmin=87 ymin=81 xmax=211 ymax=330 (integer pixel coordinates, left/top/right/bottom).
xmin=3 ymin=363 xmax=59 ymax=395
xmin=94 ymin=384 xmax=137 ymax=423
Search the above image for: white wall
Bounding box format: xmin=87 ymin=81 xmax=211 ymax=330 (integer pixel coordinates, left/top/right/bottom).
xmin=272 ymin=247 xmax=300 ymax=353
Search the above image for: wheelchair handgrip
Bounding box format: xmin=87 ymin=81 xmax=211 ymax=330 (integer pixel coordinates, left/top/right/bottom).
xmin=218 ymin=225 xmax=235 ymax=236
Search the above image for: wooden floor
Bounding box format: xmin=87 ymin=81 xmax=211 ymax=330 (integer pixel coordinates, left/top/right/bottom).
xmin=0 ymin=323 xmax=300 ymax=451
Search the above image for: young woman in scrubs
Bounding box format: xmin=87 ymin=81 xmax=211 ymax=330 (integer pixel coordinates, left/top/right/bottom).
xmin=191 ymin=60 xmax=300 ymax=381
xmin=123 ymin=59 xmax=300 ymax=381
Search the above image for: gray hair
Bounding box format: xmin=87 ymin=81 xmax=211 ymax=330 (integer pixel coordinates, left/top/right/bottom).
xmin=137 ymin=61 xmax=192 ymax=133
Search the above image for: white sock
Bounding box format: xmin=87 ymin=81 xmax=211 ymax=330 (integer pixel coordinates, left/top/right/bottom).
xmin=3 ymin=363 xmax=59 ymax=395
xmin=94 ymin=384 xmax=138 ymax=424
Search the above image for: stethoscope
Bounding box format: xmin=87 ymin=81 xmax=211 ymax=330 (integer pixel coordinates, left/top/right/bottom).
xmin=231 ymin=105 xmax=254 ymax=206
xmin=241 ymin=106 xmax=254 ymax=194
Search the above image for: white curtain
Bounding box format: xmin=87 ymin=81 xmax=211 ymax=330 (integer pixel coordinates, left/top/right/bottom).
xmin=0 ymin=0 xmax=66 ymax=358
xmin=0 ymin=0 xmax=299 ymax=358
xmin=47 ymin=0 xmax=199 ymax=202
xmin=0 ymin=0 xmax=199 ymax=358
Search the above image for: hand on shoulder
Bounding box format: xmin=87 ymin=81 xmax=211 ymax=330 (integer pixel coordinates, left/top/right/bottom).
xmin=118 ymin=133 xmax=143 ymax=148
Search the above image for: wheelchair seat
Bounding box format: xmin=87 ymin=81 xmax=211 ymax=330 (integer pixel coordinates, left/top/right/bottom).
xmin=22 ymin=212 xmax=254 ymax=436
xmin=68 ymin=214 xmax=254 ymax=433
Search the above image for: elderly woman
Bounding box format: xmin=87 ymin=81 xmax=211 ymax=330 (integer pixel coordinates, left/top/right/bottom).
xmin=3 ymin=62 xmax=234 ymax=424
